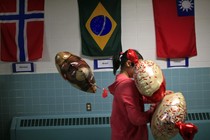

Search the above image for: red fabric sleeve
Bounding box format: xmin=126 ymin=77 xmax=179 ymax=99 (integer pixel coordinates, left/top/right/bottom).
xmin=117 ymin=80 xmax=153 ymax=126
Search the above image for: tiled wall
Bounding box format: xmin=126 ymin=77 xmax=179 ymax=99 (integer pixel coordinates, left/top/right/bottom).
xmin=1 ymin=67 xmax=210 ymax=140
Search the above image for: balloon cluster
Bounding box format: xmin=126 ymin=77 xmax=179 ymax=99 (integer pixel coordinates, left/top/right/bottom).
xmin=127 ymin=49 xmax=198 ymax=140
xmin=55 ymin=50 xmax=198 ymax=139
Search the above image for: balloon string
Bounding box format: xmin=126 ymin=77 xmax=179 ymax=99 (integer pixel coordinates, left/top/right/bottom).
xmin=95 ymin=85 xmax=102 ymax=90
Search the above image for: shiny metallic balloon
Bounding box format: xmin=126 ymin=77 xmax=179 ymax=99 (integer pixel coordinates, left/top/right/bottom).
xmin=55 ymin=51 xmax=97 ymax=93
xmin=127 ymin=49 xmax=166 ymax=102
xmin=151 ymin=92 xmax=187 ymax=140
xmin=133 ymin=60 xmax=166 ymax=102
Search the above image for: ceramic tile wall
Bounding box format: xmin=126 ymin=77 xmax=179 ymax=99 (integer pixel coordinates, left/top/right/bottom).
xmin=0 ymin=67 xmax=210 ymax=140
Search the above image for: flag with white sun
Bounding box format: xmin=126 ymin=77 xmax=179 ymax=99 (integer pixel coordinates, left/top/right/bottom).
xmin=177 ymin=0 xmax=194 ymax=16
xmin=152 ymin=0 xmax=197 ymax=59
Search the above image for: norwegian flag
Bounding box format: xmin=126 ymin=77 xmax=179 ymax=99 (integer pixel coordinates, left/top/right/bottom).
xmin=0 ymin=0 xmax=44 ymax=62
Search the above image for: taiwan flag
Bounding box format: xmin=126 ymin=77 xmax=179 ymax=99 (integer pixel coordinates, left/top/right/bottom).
xmin=0 ymin=0 xmax=44 ymax=62
xmin=152 ymin=0 xmax=197 ymax=58
xmin=78 ymin=0 xmax=122 ymax=56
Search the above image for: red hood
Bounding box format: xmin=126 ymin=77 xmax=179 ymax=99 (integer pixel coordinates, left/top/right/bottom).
xmin=108 ymin=74 xmax=130 ymax=95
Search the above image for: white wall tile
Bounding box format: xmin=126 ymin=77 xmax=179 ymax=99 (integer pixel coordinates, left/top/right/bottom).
xmin=0 ymin=0 xmax=209 ymax=74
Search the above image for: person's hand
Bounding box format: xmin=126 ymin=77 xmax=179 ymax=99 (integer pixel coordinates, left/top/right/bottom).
xmin=148 ymin=103 xmax=159 ymax=123
xmin=149 ymin=103 xmax=158 ymax=113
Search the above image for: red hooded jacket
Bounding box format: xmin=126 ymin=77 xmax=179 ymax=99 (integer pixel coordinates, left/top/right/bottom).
xmin=108 ymin=73 xmax=153 ymax=140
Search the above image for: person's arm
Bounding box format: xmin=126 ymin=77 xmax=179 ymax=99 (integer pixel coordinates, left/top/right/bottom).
xmin=118 ymin=80 xmax=154 ymax=125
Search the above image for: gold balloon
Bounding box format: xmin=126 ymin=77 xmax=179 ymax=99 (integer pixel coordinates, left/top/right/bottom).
xmin=151 ymin=92 xmax=187 ymax=140
xmin=133 ymin=60 xmax=164 ymax=97
xmin=55 ymin=51 xmax=97 ymax=93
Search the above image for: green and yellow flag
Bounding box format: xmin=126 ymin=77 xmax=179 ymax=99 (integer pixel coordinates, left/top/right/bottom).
xmin=78 ymin=0 xmax=122 ymax=56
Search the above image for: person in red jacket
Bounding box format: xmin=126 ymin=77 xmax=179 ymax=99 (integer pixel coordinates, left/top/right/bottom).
xmin=108 ymin=49 xmax=156 ymax=140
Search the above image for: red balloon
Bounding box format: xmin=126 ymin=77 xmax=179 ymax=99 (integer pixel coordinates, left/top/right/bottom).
xmin=102 ymin=88 xmax=108 ymax=98
xmin=175 ymin=121 xmax=198 ymax=140
xmin=127 ymin=49 xmax=139 ymax=64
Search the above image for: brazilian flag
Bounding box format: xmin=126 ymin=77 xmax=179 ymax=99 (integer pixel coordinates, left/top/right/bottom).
xmin=78 ymin=0 xmax=122 ymax=56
